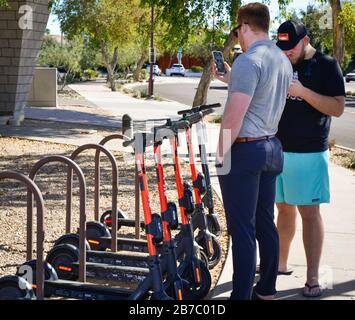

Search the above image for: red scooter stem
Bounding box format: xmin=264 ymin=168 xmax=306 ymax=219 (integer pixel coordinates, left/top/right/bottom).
xmin=135 ymin=150 xmax=156 ymax=256
xmin=154 ymin=143 xmax=172 ymax=242
xmin=185 ymin=127 xmax=202 ymax=205
xmin=170 ymin=137 xmax=189 ymax=226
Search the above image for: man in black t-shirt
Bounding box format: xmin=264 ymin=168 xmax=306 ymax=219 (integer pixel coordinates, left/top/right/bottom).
xmin=275 ymin=21 xmax=345 ymax=298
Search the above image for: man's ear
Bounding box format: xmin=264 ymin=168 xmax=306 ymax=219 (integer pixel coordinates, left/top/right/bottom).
xmin=304 ymin=35 xmax=311 ymax=46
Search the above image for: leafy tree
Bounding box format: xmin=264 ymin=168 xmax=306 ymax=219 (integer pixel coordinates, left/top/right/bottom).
xmin=39 ymin=35 xmax=84 ymax=90
xmin=0 ymin=0 xmax=8 ymax=8
xmin=338 ymin=1 xmax=355 ymax=55
xmin=299 ymin=5 xmax=333 ymax=54
xmin=52 ymin=0 xmax=142 ymax=91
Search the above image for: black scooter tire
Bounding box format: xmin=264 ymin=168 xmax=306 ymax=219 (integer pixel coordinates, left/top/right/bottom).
xmin=0 ymin=276 xmax=35 ymax=300
xmin=198 ymin=236 xmax=222 ymax=270
xmin=46 ymin=244 xmax=79 ymax=281
xmin=181 ymin=260 xmax=212 ymax=300
xmin=54 ymin=233 xmax=91 ymax=252
xmin=16 ymin=260 xmax=58 ymax=298
xmin=86 ymin=221 xmax=111 ymax=251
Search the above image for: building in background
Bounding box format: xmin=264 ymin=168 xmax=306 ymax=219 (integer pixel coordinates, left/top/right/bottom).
xmin=0 ymin=0 xmax=50 ymax=125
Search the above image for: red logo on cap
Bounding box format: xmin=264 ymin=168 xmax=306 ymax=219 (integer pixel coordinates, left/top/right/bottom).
xmin=278 ymin=33 xmax=289 ymax=41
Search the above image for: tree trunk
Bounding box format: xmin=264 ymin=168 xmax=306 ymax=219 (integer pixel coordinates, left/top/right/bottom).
xmin=133 ymin=52 xmax=147 ymax=82
xmin=192 ymin=30 xmax=237 ymax=107
xmin=111 ymin=47 xmax=118 ymax=73
xmin=100 ymin=41 xmax=117 ymax=91
xmin=330 ymin=0 xmax=345 ymax=65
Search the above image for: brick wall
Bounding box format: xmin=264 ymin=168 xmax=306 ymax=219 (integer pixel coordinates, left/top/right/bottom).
xmin=0 ymin=0 xmax=49 ymax=125
xmin=159 ymin=52 xmax=204 ymax=72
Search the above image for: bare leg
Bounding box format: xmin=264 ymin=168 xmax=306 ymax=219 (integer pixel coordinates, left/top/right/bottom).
xmin=298 ymin=205 xmax=324 ymax=296
xmin=276 ymin=203 xmax=297 ymax=272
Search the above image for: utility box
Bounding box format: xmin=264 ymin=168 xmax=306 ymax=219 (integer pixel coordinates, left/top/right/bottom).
xmin=0 ymin=0 xmax=50 ymax=125
xmin=28 ymin=67 xmax=57 ymax=108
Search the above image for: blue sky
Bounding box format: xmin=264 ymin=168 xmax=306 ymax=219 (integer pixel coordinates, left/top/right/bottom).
xmin=46 ymin=0 xmax=315 ymax=35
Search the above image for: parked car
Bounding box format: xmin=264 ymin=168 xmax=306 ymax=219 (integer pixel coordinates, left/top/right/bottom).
xmin=345 ymin=70 xmax=355 ymax=83
xmin=146 ymin=64 xmax=162 ymax=76
xmin=165 ymin=64 xmax=185 ymax=77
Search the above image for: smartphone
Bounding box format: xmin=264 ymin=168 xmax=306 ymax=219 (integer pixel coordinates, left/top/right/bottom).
xmin=212 ymin=51 xmax=226 ymax=75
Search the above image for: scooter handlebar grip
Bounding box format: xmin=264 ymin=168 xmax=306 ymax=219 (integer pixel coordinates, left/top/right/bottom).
xmin=172 ymin=120 xmax=190 ymax=131
xmin=199 ymin=103 xmax=221 ymax=111
xmin=123 ymin=139 xmax=135 ymax=148
xmin=186 ymin=108 xmax=214 ymax=124
xmin=185 ymin=111 xmax=203 ymax=125
xmin=177 ymin=103 xmax=221 ymax=115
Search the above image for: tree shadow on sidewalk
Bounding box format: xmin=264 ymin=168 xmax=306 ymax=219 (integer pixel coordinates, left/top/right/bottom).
xmin=277 ymin=279 xmax=355 ymax=300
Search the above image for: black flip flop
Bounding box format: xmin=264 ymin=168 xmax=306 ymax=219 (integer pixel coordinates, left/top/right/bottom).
xmin=277 ymin=269 xmax=294 ymax=275
xmin=302 ymin=283 xmax=323 ymax=298
xmin=255 ymin=265 xmax=294 ymax=275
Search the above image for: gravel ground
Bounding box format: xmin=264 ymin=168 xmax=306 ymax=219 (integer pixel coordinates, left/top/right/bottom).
xmin=0 ymin=136 xmax=228 ymax=295
xmin=330 ymin=147 xmax=355 ymax=171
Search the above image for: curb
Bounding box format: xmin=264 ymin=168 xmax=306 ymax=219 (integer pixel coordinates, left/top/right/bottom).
xmin=335 ymin=145 xmax=355 ymax=153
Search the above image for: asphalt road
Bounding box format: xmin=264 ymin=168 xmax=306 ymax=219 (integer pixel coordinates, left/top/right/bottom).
xmin=139 ymin=78 xmax=355 ymax=149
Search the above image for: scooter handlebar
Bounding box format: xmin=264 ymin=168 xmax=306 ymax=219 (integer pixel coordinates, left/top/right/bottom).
xmin=123 ymin=139 xmax=134 ymax=148
xmin=184 ymin=108 xmax=214 ymax=125
xmin=177 ymin=103 xmax=221 ymax=116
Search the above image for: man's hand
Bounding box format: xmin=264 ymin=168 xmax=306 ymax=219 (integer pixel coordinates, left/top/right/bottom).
xmin=212 ymin=62 xmax=231 ymax=84
xmin=215 ymin=153 xmax=224 ymax=168
xmin=288 ymin=80 xmax=306 ymax=98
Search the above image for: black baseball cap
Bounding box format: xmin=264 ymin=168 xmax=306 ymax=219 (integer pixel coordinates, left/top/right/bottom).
xmin=276 ymin=20 xmax=308 ymax=51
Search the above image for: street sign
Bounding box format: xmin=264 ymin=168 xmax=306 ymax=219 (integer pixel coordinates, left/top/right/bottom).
xmin=177 ymin=48 xmax=183 ymax=64
xmin=149 ymin=47 xmax=156 ymax=63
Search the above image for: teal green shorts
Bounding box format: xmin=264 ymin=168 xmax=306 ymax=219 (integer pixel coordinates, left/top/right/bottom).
xmin=276 ymin=150 xmax=330 ymax=205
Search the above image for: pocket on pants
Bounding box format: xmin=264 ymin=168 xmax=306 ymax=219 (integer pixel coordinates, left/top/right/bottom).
xmin=269 ymin=138 xmax=284 ymax=173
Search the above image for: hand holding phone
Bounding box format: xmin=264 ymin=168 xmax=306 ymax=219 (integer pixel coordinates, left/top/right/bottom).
xmin=212 ymin=51 xmax=226 ymax=75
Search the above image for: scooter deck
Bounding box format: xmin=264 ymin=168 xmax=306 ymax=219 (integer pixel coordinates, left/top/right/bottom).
xmin=45 ymin=279 xmax=134 ymax=300
xmin=87 ymin=250 xmax=149 ymax=268
xmin=71 ymin=262 xmax=149 ymax=283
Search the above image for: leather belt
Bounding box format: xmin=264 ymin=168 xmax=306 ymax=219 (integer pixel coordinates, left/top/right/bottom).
xmin=235 ymin=135 xmax=275 ymax=143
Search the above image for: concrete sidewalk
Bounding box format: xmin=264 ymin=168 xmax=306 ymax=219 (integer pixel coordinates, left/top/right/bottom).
xmin=2 ymin=80 xmax=355 ymax=300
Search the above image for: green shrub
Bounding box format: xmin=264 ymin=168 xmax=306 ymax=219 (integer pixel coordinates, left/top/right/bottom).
xmin=140 ymin=88 xmax=148 ymax=98
xmin=345 ymin=154 xmax=355 ymax=169
xmin=140 ymin=69 xmax=148 ymax=80
xmin=84 ymin=69 xmax=99 ymax=80
xmin=190 ymin=65 xmax=204 ymax=73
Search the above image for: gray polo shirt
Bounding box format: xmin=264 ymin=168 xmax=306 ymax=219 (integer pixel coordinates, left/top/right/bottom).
xmin=227 ymin=39 xmax=293 ymax=137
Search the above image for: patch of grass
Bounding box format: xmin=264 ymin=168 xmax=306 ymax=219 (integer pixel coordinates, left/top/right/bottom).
xmin=140 ymin=88 xmax=148 ymax=98
xmin=208 ymin=115 xmax=222 ymax=124
xmin=344 ymin=154 xmax=355 ymax=169
xmin=330 ymin=147 xmax=355 ymax=172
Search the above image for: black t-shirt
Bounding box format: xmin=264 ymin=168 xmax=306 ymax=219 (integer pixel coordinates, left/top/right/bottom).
xmin=276 ymin=51 xmax=345 ymax=153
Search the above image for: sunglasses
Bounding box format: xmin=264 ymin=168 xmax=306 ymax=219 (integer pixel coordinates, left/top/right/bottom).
xmin=233 ymin=22 xmax=248 ymax=37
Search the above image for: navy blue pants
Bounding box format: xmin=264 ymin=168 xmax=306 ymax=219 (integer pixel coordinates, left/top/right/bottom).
xmin=217 ymin=137 xmax=283 ymax=300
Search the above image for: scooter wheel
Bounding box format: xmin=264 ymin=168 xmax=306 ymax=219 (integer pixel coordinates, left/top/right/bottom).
xmin=0 ymin=276 xmax=35 ymax=300
xmin=16 ymin=260 xmax=58 ymax=298
xmin=46 ymin=244 xmax=79 ymax=281
xmin=181 ymin=260 xmax=212 ymax=300
xmin=199 ymin=237 xmax=222 ymax=270
xmin=100 ymin=209 xmax=129 ymax=231
xmin=207 ymin=214 xmax=222 ymax=238
xmin=86 ymin=221 xmax=111 ymax=251
xmin=199 ymin=250 xmax=209 ymax=269
xmin=54 ymin=233 xmax=91 ymax=251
